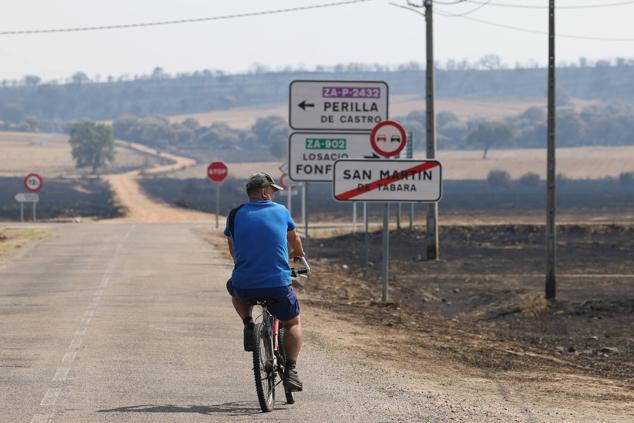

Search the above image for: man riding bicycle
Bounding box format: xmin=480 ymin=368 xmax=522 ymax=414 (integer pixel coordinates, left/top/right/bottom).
xmin=225 ymin=172 xmax=306 ymax=392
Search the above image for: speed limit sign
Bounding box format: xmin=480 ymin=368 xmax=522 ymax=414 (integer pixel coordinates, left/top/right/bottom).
xmin=24 ymin=173 xmax=43 ymax=192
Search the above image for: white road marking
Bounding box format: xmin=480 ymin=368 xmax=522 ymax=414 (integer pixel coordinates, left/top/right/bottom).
xmin=69 ymin=338 xmax=82 ymax=350
xmin=30 ymin=414 xmax=50 ymax=423
xmin=31 ymin=225 xmax=136 ymax=423
xmin=52 ymin=367 xmax=70 ymax=382
xmin=61 ymin=352 xmax=76 ymax=364
xmin=40 ymin=388 xmax=61 ymax=406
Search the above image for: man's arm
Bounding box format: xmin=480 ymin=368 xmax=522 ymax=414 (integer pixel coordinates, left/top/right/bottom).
xmin=227 ymin=237 xmax=235 ymax=261
xmin=287 ymin=229 xmax=305 ymax=258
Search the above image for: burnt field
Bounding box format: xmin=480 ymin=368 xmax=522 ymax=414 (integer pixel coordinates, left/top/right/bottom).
xmin=0 ymin=177 xmax=122 ymax=221
xmin=140 ymin=176 xmax=634 ymax=221
xmin=305 ymin=223 xmax=634 ymax=384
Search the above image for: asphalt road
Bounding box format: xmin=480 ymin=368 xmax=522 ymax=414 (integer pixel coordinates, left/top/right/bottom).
xmin=1 ymin=223 xmax=447 ymax=423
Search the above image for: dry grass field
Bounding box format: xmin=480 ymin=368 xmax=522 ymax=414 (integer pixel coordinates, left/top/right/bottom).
xmin=166 ymin=145 xmax=634 ymax=181
xmin=170 ymin=95 xmax=594 ymax=129
xmin=0 ymin=132 xmax=156 ymax=177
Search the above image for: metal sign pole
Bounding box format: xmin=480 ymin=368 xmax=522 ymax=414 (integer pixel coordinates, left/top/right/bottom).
xmin=382 ymin=202 xmax=390 ymax=302
xmin=409 ymin=203 xmax=414 ymax=230
xmin=33 ymin=202 xmax=36 ymax=222
xmin=546 ymin=0 xmax=557 ymax=300
xmin=20 ymin=202 xmax=24 ymax=222
xmin=215 ymin=183 xmax=220 ymax=229
xmin=397 ymin=203 xmax=402 ymax=230
xmin=352 ymin=202 xmax=357 ymax=233
xmin=303 ymin=182 xmax=309 ymax=247
xmin=364 ymin=202 xmax=369 ymax=268
xmin=425 ymin=0 xmax=439 ymax=260
xmin=301 ymin=183 xmax=306 ymax=230
xmin=287 ymin=181 xmax=292 ymax=216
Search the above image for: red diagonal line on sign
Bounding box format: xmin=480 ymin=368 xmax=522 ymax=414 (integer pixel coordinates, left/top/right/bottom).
xmin=336 ymin=161 xmax=440 ymax=200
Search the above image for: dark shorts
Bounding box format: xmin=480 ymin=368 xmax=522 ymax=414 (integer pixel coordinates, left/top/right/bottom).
xmin=226 ymin=279 xmax=300 ymax=322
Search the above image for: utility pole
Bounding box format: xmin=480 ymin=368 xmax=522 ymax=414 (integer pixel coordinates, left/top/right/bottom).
xmin=425 ymin=0 xmax=439 ymax=260
xmin=546 ymin=0 xmax=557 ymax=299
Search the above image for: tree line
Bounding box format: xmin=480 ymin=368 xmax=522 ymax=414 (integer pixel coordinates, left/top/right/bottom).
xmin=112 ymin=115 xmax=288 ymax=159
xmin=399 ymin=103 xmax=634 ymax=157
xmin=2 ymin=57 xmax=634 ymax=122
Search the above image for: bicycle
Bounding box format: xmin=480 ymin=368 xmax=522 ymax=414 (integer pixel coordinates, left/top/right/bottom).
xmin=250 ymin=257 xmax=310 ymax=412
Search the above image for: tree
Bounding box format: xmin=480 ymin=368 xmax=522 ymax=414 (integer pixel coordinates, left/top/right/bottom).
xmin=269 ymin=138 xmax=286 ymax=159
xmin=466 ymin=120 xmax=513 ymax=159
xmin=68 ymin=121 xmax=115 ymax=173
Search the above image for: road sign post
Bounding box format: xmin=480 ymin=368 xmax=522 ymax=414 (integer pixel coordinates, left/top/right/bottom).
xmin=14 ymin=193 xmax=40 ymax=222
xmin=363 ymin=202 xmax=369 ymax=268
xmin=289 ymin=81 xmax=389 ymax=131
xmin=288 ymin=132 xmax=373 ymax=182
xmin=24 ymin=173 xmax=43 ymax=193
xmin=382 ymin=203 xmax=390 ymax=302
xmin=370 ymin=120 xmax=407 ymax=158
xmin=333 ymin=158 xmax=442 ymax=300
xmin=207 ymin=162 xmax=228 ymax=229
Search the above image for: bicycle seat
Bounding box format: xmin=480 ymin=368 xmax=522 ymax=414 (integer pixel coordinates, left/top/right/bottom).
xmin=248 ymin=298 xmax=278 ymax=307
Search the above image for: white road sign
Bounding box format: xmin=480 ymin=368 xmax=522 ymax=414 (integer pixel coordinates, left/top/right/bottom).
xmin=288 ymin=132 xmax=376 ymax=182
xmin=289 ymin=80 xmax=389 ymax=131
xmin=333 ymin=159 xmax=442 ymax=202
xmin=14 ymin=193 xmax=39 ymax=203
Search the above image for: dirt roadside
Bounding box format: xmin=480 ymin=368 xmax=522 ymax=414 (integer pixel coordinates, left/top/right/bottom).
xmin=101 ymin=141 xmax=215 ymax=223
xmin=202 ymin=228 xmax=633 ymax=422
xmin=0 ymin=227 xmax=50 ymax=261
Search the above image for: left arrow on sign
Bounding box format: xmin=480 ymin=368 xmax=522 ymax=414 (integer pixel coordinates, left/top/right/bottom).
xmin=298 ymin=101 xmax=315 ymax=111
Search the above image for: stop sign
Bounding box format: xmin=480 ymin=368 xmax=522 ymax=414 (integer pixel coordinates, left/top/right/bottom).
xmin=207 ymin=162 xmax=228 ymax=182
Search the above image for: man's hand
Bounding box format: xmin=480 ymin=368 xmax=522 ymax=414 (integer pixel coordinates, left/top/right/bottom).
xmin=287 ymin=229 xmax=305 ymax=258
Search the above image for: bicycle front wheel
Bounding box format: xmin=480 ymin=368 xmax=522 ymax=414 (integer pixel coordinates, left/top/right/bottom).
xmin=252 ymin=322 xmax=275 ymax=412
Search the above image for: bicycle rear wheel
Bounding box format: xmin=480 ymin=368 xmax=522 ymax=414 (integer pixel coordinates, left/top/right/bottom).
xmin=252 ymin=322 xmax=275 ymax=412
xmin=277 ymin=327 xmax=295 ymax=405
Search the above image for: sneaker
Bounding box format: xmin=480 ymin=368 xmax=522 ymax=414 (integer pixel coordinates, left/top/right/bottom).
xmin=243 ymin=322 xmax=255 ymax=352
xmin=284 ymin=366 xmax=303 ymax=392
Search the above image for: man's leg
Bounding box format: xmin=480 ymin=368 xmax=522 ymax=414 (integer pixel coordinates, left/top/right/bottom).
xmin=232 ymin=296 xmax=253 ymax=321
xmin=282 ymin=315 xmax=303 ymax=361
xmin=231 ymin=296 xmax=255 ymax=352
xmin=282 ymin=315 xmax=303 ymax=391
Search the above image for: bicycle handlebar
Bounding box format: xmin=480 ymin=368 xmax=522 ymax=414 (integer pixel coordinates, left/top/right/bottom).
xmin=290 ymin=256 xmax=310 ymax=277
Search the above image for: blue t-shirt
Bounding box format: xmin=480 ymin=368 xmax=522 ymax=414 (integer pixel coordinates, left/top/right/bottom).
xmin=224 ymin=200 xmax=296 ymax=289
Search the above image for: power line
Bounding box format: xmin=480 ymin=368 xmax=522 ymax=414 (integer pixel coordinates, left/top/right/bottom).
xmin=0 ymin=0 xmax=374 ymax=36
xmin=435 ymin=7 xmax=634 ymax=41
xmin=444 ymin=0 xmax=492 ymax=16
xmin=462 ymin=0 xmax=634 ymax=9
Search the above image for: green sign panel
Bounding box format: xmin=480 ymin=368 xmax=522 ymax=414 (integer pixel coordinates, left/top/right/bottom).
xmin=305 ymin=138 xmax=347 ymax=150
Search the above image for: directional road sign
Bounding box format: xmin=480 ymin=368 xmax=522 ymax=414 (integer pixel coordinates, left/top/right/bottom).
xmin=288 ymin=132 xmax=376 ymax=182
xmin=207 ymin=162 xmax=228 ymax=183
xmin=333 ymin=159 xmax=442 ymax=202
xmin=24 ymin=173 xmax=43 ymax=192
xmin=289 ymin=80 xmax=389 ymax=131
xmin=278 ymin=162 xmax=289 ymax=174
xmin=370 ymin=120 xmax=407 ymax=158
xmin=15 ymin=193 xmax=39 ymax=203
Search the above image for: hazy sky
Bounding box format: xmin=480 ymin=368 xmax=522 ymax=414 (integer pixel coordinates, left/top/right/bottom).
xmin=1 ymin=0 xmax=633 ymax=81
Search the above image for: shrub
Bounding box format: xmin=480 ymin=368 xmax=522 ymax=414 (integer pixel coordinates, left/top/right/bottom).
xmin=487 ymin=170 xmax=511 ymax=187
xmin=519 ymin=172 xmax=540 ymax=186
xmin=618 ymin=172 xmax=634 ymax=185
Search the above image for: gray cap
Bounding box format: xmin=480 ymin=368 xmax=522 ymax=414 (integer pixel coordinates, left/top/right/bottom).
xmin=246 ymin=172 xmax=284 ymax=192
